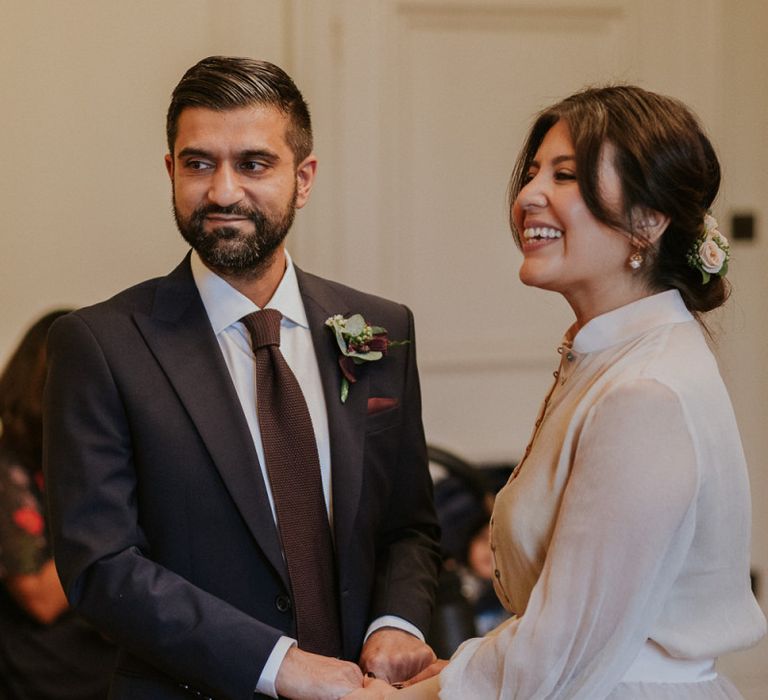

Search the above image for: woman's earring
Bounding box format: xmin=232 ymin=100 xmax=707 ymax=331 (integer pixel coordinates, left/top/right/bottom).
xmin=628 ymin=250 xmax=643 ymax=270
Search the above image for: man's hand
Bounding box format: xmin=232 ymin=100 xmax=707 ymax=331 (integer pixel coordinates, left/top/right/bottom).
xmin=275 ymin=647 xmax=363 ymax=700
xmin=358 ymin=628 xmax=436 ymax=684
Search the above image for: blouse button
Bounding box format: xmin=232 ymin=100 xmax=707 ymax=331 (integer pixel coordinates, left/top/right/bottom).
xmin=494 ymin=569 xmax=501 ymax=579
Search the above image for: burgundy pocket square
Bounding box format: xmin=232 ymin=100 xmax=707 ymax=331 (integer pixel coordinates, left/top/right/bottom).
xmin=367 ymin=397 xmax=398 ymax=415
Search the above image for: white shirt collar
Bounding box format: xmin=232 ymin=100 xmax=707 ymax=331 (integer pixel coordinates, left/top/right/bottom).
xmin=568 ymin=289 xmax=693 ymax=355
xmin=190 ymin=250 xmax=309 ymax=335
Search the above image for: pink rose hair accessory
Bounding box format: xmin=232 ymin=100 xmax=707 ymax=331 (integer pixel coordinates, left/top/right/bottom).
xmin=686 ymin=212 xmax=730 ymax=284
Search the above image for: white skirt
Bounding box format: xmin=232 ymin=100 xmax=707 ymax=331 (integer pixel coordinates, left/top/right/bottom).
xmin=395 ymin=675 xmax=744 ymax=700
xmin=607 ymin=641 xmax=743 ymax=699
xmin=395 ymin=641 xmax=746 ymax=699
xmin=607 ymin=676 xmax=743 ymax=700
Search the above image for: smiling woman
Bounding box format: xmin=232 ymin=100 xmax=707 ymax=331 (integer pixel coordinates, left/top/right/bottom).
xmin=347 ymin=86 xmax=767 ymax=700
xmin=508 ymin=86 xmax=729 ymax=326
xmin=511 ymin=121 xmax=646 ymax=327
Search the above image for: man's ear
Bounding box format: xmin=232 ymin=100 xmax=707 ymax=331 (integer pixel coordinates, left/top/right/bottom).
xmin=295 ymin=154 xmax=318 ymax=209
xmin=164 ymin=153 xmax=174 ymax=181
xmin=632 ymin=206 xmax=670 ymax=245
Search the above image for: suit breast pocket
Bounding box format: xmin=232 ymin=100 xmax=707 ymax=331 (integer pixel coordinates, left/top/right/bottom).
xmin=365 ymin=402 xmax=401 ymax=435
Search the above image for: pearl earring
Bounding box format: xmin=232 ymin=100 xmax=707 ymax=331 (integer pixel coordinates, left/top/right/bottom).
xmin=628 ymin=251 xmax=643 ymax=270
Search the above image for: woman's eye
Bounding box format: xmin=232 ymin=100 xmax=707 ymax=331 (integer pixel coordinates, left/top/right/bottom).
xmin=554 ymin=170 xmax=576 ymax=181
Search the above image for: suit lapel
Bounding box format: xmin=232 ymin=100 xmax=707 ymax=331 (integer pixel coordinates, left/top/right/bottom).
xmin=133 ymin=256 xmax=288 ymax=585
xmin=296 ymin=269 xmax=367 ymax=572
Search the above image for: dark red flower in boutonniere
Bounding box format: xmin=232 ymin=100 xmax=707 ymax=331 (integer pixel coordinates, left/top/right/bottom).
xmin=325 ymin=314 xmax=408 ymax=403
xmin=13 ymin=506 xmax=44 ymax=537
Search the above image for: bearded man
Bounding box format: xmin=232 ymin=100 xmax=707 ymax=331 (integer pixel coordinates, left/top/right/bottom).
xmin=43 ymin=56 xmax=440 ymax=700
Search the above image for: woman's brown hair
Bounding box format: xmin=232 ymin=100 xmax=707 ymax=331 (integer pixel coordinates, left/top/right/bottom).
xmin=0 ymin=310 xmax=71 ymax=473
xmin=509 ymin=85 xmax=728 ymax=315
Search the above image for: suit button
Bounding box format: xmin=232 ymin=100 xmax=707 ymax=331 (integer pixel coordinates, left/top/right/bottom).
xmin=275 ymin=594 xmax=292 ymax=612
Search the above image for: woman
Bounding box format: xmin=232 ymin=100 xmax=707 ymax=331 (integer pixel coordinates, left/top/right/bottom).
xmin=352 ymin=86 xmax=766 ymax=698
xmin=0 ymin=310 xmax=116 ymax=699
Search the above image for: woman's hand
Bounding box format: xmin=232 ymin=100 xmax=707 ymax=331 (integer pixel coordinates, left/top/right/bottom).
xmin=5 ymin=558 xmax=69 ymax=624
xmin=404 ymin=659 xmax=448 ymax=685
xmin=343 ymin=676 xmax=397 ymax=699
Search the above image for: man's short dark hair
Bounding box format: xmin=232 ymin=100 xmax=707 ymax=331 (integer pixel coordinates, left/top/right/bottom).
xmin=166 ymin=56 xmax=313 ymax=163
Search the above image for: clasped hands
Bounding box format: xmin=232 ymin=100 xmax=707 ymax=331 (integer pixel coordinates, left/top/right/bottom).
xmin=275 ymin=628 xmax=446 ymax=700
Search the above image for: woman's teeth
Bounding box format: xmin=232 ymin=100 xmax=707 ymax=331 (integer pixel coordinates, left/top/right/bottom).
xmin=523 ymin=227 xmax=563 ymax=240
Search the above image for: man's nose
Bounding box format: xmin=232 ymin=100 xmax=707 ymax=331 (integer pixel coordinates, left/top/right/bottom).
xmin=208 ymin=165 xmax=244 ymax=207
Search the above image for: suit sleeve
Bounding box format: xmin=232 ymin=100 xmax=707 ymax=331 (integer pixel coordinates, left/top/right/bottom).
xmin=43 ymin=312 xmax=282 ymax=700
xmin=367 ymin=305 xmax=441 ymax=635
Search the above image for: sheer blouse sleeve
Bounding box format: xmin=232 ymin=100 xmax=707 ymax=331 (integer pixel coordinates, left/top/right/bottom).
xmin=440 ymin=379 xmax=699 ymax=699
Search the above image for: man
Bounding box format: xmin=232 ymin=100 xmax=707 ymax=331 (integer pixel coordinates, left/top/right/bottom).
xmin=44 ymin=56 xmax=440 ymax=700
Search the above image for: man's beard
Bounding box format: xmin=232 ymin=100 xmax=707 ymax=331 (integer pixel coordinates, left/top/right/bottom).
xmin=173 ymin=189 xmax=297 ymax=276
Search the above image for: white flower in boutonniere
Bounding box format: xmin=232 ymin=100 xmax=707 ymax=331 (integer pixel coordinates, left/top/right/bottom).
xmin=686 ymin=211 xmax=730 ymax=284
xmin=325 ymin=314 xmax=408 ymax=403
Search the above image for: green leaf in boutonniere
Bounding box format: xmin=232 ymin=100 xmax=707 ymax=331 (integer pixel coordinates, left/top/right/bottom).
xmin=325 ymin=314 xmax=408 ymax=403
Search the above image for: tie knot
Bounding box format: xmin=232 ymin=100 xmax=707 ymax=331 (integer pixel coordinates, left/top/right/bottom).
xmin=241 ymin=309 xmax=283 ymax=349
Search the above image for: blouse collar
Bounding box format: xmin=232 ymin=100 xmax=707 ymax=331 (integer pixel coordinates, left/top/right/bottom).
xmin=566 ymin=289 xmax=693 ymax=355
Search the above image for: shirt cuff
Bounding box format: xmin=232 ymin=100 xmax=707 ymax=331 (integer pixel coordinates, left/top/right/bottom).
xmin=255 ymin=635 xmax=297 ymax=698
xmin=364 ymin=615 xmax=424 ymax=644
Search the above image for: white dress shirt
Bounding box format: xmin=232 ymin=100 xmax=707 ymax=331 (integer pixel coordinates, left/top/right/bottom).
xmin=190 ymin=252 xmax=421 ymax=698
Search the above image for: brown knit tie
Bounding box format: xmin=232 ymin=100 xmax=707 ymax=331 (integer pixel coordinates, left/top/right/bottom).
xmin=241 ymin=309 xmax=342 ymax=657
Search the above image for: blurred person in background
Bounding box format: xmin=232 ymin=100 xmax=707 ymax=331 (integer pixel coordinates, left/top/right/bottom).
xmin=0 ymin=310 xmax=116 ymax=699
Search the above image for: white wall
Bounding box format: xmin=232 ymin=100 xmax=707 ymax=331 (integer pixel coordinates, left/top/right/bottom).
xmin=0 ymin=0 xmax=287 ymax=359
xmin=704 ymin=3 xmax=768 ymax=691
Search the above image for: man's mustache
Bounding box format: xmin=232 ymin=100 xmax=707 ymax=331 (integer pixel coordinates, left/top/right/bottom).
xmin=194 ymin=203 xmax=260 ymax=219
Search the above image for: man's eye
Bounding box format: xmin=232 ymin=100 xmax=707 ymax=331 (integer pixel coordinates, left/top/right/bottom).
xmin=240 ymin=161 xmax=266 ymax=172
xmin=185 ymin=160 xmax=211 ymax=171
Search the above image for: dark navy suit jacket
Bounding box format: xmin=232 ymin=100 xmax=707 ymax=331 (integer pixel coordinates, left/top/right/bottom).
xmin=43 ymin=255 xmax=440 ymax=700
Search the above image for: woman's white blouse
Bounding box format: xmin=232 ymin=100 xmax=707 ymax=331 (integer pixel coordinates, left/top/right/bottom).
xmin=439 ymin=290 xmax=766 ymax=699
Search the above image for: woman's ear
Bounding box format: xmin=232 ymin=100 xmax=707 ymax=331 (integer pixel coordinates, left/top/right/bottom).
xmin=631 ymin=206 xmax=670 ymax=245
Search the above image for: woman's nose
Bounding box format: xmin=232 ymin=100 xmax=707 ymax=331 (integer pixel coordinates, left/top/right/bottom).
xmin=517 ymin=178 xmax=547 ymax=210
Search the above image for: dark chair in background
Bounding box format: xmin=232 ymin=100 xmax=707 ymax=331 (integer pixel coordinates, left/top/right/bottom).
xmin=426 ymin=445 xmax=514 ymax=658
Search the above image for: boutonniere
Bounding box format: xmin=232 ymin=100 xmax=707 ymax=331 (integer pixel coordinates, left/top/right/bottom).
xmin=325 ymin=314 xmax=408 ymax=403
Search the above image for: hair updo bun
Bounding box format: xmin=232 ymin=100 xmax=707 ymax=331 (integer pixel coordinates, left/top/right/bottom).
xmin=509 ymin=85 xmax=730 ymax=315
